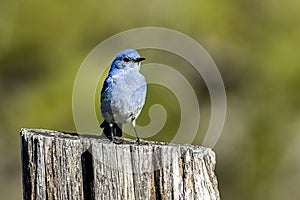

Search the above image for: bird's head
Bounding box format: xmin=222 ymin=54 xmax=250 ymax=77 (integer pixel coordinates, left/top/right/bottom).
xmin=109 ymin=49 xmax=145 ymax=75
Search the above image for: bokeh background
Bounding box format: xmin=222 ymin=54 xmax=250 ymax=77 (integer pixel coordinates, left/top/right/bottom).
xmin=1 ymin=0 xmax=300 ymax=199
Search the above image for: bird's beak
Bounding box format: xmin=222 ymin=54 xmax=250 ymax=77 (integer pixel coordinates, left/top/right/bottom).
xmin=135 ymin=57 xmax=146 ymax=62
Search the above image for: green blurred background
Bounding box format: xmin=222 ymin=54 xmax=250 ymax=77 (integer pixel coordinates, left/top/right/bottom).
xmin=1 ymin=0 xmax=300 ymax=199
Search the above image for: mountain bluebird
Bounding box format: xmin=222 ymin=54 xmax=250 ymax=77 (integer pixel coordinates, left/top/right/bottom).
xmin=100 ymin=49 xmax=147 ymax=143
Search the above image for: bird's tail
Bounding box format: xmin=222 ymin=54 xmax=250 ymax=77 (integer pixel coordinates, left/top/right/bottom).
xmin=100 ymin=120 xmax=122 ymax=139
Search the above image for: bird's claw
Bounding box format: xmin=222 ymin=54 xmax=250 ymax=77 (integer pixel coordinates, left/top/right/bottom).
xmin=111 ymin=137 xmax=122 ymax=144
xmin=135 ymin=137 xmax=141 ymax=145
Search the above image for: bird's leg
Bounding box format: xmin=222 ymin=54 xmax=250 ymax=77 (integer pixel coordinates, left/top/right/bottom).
xmin=109 ymin=123 xmax=115 ymax=143
xmin=131 ymin=119 xmax=140 ymax=144
xmin=133 ymin=127 xmax=140 ymax=144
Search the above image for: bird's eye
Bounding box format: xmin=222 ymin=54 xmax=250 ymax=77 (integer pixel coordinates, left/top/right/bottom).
xmin=122 ymin=57 xmax=130 ymax=62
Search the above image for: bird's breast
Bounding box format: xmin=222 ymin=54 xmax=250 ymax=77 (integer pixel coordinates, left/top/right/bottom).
xmin=106 ymin=72 xmax=147 ymax=124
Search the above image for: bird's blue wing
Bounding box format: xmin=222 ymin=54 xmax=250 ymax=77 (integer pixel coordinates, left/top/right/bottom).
xmin=101 ymin=76 xmax=114 ymax=95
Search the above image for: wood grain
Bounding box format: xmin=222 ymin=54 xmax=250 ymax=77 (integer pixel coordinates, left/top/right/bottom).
xmin=20 ymin=128 xmax=220 ymax=200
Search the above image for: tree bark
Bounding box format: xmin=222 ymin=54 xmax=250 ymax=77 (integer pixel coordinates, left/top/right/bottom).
xmin=20 ymin=128 xmax=220 ymax=200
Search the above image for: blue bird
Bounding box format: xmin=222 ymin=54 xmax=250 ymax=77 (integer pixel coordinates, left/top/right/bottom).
xmin=100 ymin=49 xmax=147 ymax=143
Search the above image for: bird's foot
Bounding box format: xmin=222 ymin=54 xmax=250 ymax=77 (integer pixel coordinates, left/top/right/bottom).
xmin=111 ymin=137 xmax=122 ymax=144
xmin=135 ymin=137 xmax=141 ymax=145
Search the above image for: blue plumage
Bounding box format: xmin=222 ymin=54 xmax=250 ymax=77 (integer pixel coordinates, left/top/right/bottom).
xmin=100 ymin=49 xmax=146 ymax=142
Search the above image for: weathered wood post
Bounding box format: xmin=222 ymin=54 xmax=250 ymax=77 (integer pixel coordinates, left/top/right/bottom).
xmin=20 ymin=128 xmax=220 ymax=200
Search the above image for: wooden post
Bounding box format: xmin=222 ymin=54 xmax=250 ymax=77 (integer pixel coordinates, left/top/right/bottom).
xmin=20 ymin=128 xmax=220 ymax=200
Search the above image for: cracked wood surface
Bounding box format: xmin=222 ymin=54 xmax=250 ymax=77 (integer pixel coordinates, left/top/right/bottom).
xmin=20 ymin=128 xmax=220 ymax=200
